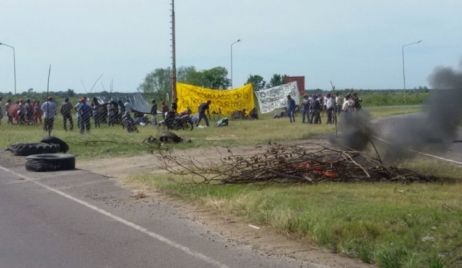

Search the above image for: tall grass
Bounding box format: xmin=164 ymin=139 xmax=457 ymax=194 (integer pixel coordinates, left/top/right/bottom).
xmin=132 ymin=164 xmax=462 ymax=267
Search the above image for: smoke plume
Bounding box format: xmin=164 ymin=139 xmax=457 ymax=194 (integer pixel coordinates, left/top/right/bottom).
xmin=334 ymin=60 xmax=462 ymax=162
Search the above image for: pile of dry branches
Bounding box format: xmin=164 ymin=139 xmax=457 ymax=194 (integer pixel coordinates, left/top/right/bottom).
xmin=159 ymin=144 xmax=440 ymax=184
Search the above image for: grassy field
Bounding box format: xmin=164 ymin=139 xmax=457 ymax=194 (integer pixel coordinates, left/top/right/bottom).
xmin=359 ymin=91 xmax=429 ymax=106
xmin=131 ymin=157 xmax=462 ymax=268
xmin=0 ymin=105 xmax=420 ymax=159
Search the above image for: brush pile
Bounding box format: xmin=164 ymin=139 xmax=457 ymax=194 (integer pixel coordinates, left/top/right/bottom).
xmin=159 ymin=144 xmax=441 ymax=184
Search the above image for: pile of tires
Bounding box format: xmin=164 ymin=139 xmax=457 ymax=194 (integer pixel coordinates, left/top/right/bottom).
xmin=25 ymin=154 xmax=75 ymax=172
xmin=40 ymin=136 xmax=69 ymax=153
xmin=7 ymin=143 xmax=61 ymax=156
xmin=7 ymin=136 xmax=69 ymax=156
xmin=6 ymin=136 xmax=76 ymax=172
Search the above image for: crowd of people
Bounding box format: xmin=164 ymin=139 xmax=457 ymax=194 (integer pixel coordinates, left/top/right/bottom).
xmin=0 ymin=97 xmax=43 ymax=126
xmin=0 ymin=96 xmax=139 ymax=134
xmin=287 ymin=92 xmax=362 ymax=124
xmin=0 ymin=92 xmax=363 ymax=134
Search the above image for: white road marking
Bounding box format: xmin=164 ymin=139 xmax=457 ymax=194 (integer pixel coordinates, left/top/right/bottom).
xmin=0 ymin=165 xmax=228 ymax=268
xmin=412 ymin=151 xmax=462 ymax=166
xmin=372 ymin=136 xmax=462 ymax=166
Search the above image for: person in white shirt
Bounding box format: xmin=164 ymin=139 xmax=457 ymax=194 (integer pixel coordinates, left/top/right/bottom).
xmin=326 ymin=93 xmax=336 ymax=124
xmin=342 ymin=94 xmax=354 ymax=112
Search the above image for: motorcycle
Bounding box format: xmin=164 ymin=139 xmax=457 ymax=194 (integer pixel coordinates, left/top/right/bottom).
xmin=159 ymin=111 xmax=194 ymax=131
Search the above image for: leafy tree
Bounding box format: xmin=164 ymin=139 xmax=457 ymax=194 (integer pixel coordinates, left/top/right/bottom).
xmin=139 ymin=66 xmax=230 ymax=100
xmin=246 ymin=74 xmax=266 ymax=91
xmin=201 ymin=67 xmax=230 ymax=89
xmin=269 ymin=74 xmax=284 ymax=87
xmin=179 ymin=66 xmax=204 ymax=87
xmin=138 ymin=67 xmax=172 ymax=99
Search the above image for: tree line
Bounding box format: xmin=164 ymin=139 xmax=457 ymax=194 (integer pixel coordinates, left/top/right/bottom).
xmin=138 ymin=66 xmax=286 ymax=100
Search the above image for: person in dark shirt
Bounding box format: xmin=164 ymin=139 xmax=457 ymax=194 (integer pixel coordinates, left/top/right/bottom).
xmin=92 ymin=97 xmax=101 ymax=128
xmin=287 ymin=95 xmax=296 ymax=123
xmin=78 ymin=97 xmax=92 ymax=134
xmin=161 ymin=100 xmax=169 ymax=120
xmin=301 ymin=95 xmax=310 ymax=123
xmin=60 ymin=97 xmax=74 ymax=131
xmin=311 ymin=96 xmax=322 ymax=124
xmin=196 ymin=100 xmax=211 ymax=127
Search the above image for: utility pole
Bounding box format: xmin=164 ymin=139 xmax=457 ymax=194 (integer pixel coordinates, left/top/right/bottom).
xmin=170 ymin=0 xmax=177 ymax=100
xmin=0 ymin=42 xmax=17 ymax=95
xmin=230 ymin=39 xmax=241 ymax=88
xmin=401 ymin=40 xmax=422 ymax=90
xmin=46 ymin=64 xmax=52 ymax=137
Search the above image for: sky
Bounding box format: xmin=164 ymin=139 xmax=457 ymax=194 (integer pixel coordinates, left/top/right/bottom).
xmin=0 ymin=0 xmax=461 ymax=93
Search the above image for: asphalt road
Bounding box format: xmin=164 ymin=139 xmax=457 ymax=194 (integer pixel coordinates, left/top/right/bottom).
xmin=374 ymin=114 xmax=462 ymax=165
xmin=0 ymin=157 xmax=325 ymax=268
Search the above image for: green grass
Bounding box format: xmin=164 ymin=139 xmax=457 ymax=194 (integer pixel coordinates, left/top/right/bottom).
xmin=131 ymin=159 xmax=462 ymax=267
xmin=359 ymin=91 xmax=429 ymax=106
xmin=367 ymin=105 xmax=421 ymax=119
xmin=0 ymin=105 xmax=420 ymax=159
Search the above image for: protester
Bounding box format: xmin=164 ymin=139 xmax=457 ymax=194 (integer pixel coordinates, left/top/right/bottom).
xmin=301 ymin=95 xmax=310 ymax=123
xmin=287 ymin=95 xmax=296 ymax=123
xmin=41 ymin=96 xmax=57 ymax=132
xmin=311 ymin=95 xmax=322 ymax=124
xmin=118 ymin=100 xmax=126 ymax=116
xmin=342 ymin=94 xmax=355 ymax=112
xmin=5 ymin=99 xmax=13 ymax=125
xmin=196 ymin=100 xmax=211 ymax=127
xmin=32 ymin=100 xmax=42 ymax=124
xmin=335 ymin=94 xmax=342 ymax=114
xmin=25 ymin=99 xmax=33 ymax=125
xmin=151 ymin=99 xmax=158 ymax=125
xmin=161 ymin=100 xmax=169 ymax=119
xmin=78 ymin=97 xmax=91 ymax=134
xmin=60 ymin=97 xmax=74 ymax=131
xmin=124 ymin=99 xmax=132 ymax=114
xmin=326 ymin=93 xmax=336 ymax=124
xmin=107 ymin=100 xmax=116 ymax=127
xmin=17 ymin=99 xmax=26 ymax=125
xmin=92 ymin=97 xmax=101 ymax=128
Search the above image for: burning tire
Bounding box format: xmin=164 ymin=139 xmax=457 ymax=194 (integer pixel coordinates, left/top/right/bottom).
xmin=7 ymin=143 xmax=61 ymax=156
xmin=25 ymin=154 xmax=75 ymax=172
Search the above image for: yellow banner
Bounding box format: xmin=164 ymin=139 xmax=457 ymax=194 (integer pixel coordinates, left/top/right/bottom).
xmin=176 ymin=82 xmax=255 ymax=116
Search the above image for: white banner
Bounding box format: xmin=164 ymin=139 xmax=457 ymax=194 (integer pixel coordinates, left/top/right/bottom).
xmin=255 ymin=82 xmax=300 ymax=113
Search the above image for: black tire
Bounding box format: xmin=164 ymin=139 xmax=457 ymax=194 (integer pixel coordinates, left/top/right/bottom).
xmin=159 ymin=132 xmax=183 ymax=143
xmin=40 ymin=136 xmax=69 ymax=152
xmin=25 ymin=153 xmax=75 ymax=172
xmin=7 ymin=143 xmax=61 ymax=156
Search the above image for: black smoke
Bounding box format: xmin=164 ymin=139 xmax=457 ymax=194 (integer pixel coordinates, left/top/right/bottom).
xmin=333 ymin=110 xmax=375 ymax=151
xmin=333 ymin=60 xmax=462 ymax=162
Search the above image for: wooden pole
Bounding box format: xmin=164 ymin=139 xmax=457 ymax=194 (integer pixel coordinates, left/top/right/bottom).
xmin=171 ymin=0 xmax=177 ymax=100
xmin=46 ymin=64 xmax=52 ymax=137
